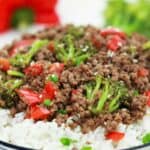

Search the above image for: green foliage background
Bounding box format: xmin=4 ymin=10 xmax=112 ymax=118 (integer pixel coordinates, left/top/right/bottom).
xmin=104 ymin=0 xmax=150 ymax=37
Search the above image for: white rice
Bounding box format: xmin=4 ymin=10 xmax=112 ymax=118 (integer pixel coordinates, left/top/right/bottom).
xmin=0 ymin=108 xmax=150 ymax=150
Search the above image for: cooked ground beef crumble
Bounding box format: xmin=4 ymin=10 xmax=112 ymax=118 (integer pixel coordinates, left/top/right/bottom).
xmin=0 ymin=24 xmax=149 ymax=133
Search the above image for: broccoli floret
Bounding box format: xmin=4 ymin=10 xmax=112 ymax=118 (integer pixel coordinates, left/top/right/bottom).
xmin=55 ymin=34 xmax=94 ymax=66
xmin=142 ymin=41 xmax=150 ymax=50
xmin=7 ymin=70 xmax=24 ymax=78
xmin=0 ymin=79 xmax=23 ymax=107
xmin=85 ymin=76 xmax=102 ymax=101
xmin=66 ymin=25 xmax=84 ymax=38
xmin=108 ymin=82 xmax=128 ymax=112
xmin=10 ymin=40 xmax=49 ymax=68
xmin=85 ymin=76 xmax=128 ymax=114
xmin=91 ymin=79 xmax=110 ymax=114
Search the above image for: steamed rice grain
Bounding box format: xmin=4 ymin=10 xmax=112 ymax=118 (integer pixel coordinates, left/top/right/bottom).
xmin=1 ymin=108 xmax=150 ymax=150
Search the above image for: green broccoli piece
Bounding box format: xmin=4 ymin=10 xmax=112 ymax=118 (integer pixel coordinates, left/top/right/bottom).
xmin=7 ymin=70 xmax=24 ymax=78
xmin=142 ymin=41 xmax=150 ymax=50
xmin=85 ymin=76 xmax=128 ymax=114
xmin=55 ymin=34 xmax=94 ymax=66
xmin=108 ymin=83 xmax=128 ymax=112
xmin=0 ymin=79 xmax=23 ymax=107
xmin=10 ymin=40 xmax=49 ymax=68
xmin=91 ymin=79 xmax=110 ymax=114
xmin=85 ymin=76 xmax=102 ymax=101
xmin=66 ymin=25 xmax=84 ymax=38
xmin=4 ymin=79 xmax=23 ymax=91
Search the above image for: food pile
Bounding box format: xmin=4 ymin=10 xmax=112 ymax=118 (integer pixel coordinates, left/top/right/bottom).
xmin=0 ymin=25 xmax=149 ymax=142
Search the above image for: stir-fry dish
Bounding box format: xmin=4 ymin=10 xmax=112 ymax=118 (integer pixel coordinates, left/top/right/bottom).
xmin=0 ymin=25 xmax=149 ymax=140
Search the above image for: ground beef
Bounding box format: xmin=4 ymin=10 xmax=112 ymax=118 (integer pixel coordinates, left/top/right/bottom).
xmin=0 ymin=24 xmax=149 ymax=133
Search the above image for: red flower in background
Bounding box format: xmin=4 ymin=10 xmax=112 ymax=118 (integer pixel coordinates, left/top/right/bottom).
xmin=0 ymin=0 xmax=59 ymax=32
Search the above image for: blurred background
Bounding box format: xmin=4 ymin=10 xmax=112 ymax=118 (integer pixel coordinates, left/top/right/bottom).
xmin=0 ymin=0 xmax=150 ymax=47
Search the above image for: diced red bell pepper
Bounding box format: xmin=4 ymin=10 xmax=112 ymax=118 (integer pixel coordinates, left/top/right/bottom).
xmin=105 ymin=131 xmax=125 ymax=142
xmin=101 ymin=28 xmax=126 ymax=39
xmin=144 ymin=90 xmax=150 ymax=97
xmin=48 ymin=41 xmax=55 ymax=52
xmin=91 ymin=36 xmax=101 ymax=49
xmin=137 ymin=68 xmax=149 ymax=77
xmin=146 ymin=98 xmax=150 ymax=107
xmin=9 ymin=39 xmax=34 ymax=57
xmin=29 ymin=105 xmax=50 ymax=120
xmin=16 ymin=88 xmax=42 ymax=106
xmin=49 ymin=62 xmax=64 ymax=77
xmin=41 ymin=81 xmax=56 ymax=100
xmin=72 ymin=89 xmax=79 ymax=95
xmin=0 ymin=57 xmax=10 ymax=71
xmin=107 ymin=35 xmax=123 ymax=51
xmin=144 ymin=90 xmax=150 ymax=107
xmin=24 ymin=63 xmax=43 ymax=76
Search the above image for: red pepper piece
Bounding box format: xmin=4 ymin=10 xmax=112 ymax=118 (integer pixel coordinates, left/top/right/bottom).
xmin=137 ymin=68 xmax=149 ymax=77
xmin=49 ymin=63 xmax=64 ymax=77
xmin=146 ymin=98 xmax=150 ymax=107
xmin=144 ymin=90 xmax=150 ymax=106
xmin=105 ymin=131 xmax=125 ymax=142
xmin=24 ymin=63 xmax=43 ymax=76
xmin=0 ymin=57 xmax=10 ymax=71
xmin=101 ymin=28 xmax=126 ymax=39
xmin=9 ymin=39 xmax=34 ymax=57
xmin=107 ymin=35 xmax=123 ymax=51
xmin=41 ymin=81 xmax=56 ymax=100
xmin=91 ymin=36 xmax=101 ymax=49
xmin=0 ymin=0 xmax=59 ymax=32
xmin=144 ymin=90 xmax=150 ymax=97
xmin=16 ymin=88 xmax=42 ymax=106
xmin=29 ymin=105 xmax=50 ymax=120
xmin=72 ymin=89 xmax=79 ymax=95
xmin=48 ymin=41 xmax=55 ymax=52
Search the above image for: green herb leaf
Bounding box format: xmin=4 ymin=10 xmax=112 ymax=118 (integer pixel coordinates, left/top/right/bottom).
xmin=142 ymin=133 xmax=150 ymax=144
